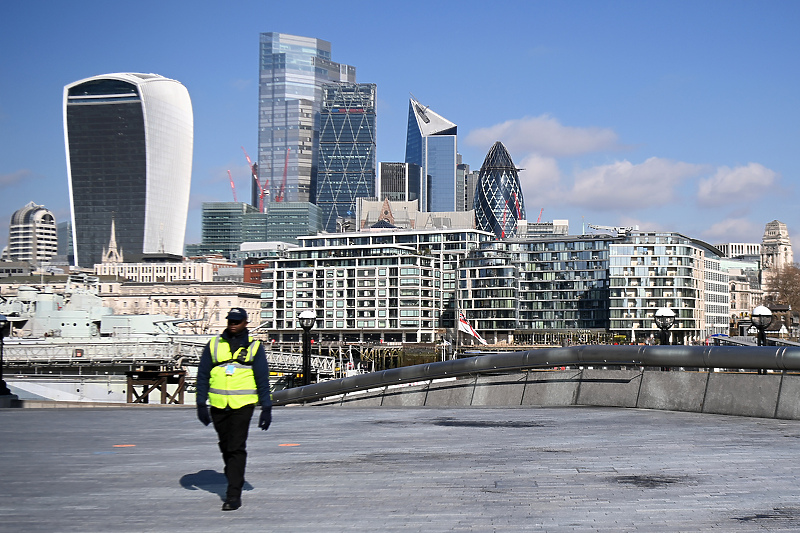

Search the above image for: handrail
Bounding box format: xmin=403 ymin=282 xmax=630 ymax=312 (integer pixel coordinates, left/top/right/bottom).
xmin=272 ymin=344 xmax=800 ymax=405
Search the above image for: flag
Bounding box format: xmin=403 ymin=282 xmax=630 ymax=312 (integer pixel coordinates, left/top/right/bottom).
xmin=458 ymin=312 xmax=488 ymax=345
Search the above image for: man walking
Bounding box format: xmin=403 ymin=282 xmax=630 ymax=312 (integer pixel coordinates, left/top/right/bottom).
xmin=196 ymin=307 xmax=272 ymax=511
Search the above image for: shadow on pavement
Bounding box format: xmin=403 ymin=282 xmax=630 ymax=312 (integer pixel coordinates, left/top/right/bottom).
xmin=179 ymin=470 xmax=253 ymax=500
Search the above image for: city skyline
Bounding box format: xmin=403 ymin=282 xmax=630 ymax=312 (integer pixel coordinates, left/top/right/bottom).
xmin=1 ymin=1 xmax=798 ymax=252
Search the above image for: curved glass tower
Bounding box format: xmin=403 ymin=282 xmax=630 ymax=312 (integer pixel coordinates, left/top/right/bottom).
xmin=64 ymin=73 xmax=193 ymax=267
xmin=474 ymin=141 xmax=526 ymax=239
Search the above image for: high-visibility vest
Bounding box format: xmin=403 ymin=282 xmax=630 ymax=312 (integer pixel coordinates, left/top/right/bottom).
xmin=208 ymin=335 xmax=261 ymax=409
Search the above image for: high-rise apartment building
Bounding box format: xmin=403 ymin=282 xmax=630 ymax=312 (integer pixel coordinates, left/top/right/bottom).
xmin=473 ymin=141 xmax=527 ymax=239
xmin=63 ymin=73 xmax=193 ymax=267
xmin=316 ymin=83 xmax=377 ymax=232
xmin=405 ymin=96 xmax=458 ymax=212
xmin=257 ymin=33 xmax=356 ymax=205
xmin=6 ymin=202 xmax=58 ymax=264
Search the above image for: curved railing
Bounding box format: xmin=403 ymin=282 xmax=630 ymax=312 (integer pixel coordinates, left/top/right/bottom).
xmin=272 ymin=344 xmax=800 ymax=405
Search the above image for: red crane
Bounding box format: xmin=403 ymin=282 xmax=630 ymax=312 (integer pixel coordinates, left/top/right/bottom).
xmin=537 ymin=208 xmax=544 ymax=223
xmin=227 ymin=170 xmax=237 ymax=202
xmin=276 ymin=148 xmax=290 ymax=202
xmin=241 ymin=146 xmax=266 ymax=212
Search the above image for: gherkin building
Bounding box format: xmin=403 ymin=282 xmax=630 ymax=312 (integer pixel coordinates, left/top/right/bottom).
xmin=474 ymin=141 xmax=526 ymax=238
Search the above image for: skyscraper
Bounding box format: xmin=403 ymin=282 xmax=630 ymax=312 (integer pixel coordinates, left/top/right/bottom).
xmin=474 ymin=142 xmax=526 ymax=239
xmin=405 ymin=96 xmax=458 ymax=212
xmin=316 ymin=82 xmax=377 ymax=232
xmin=378 ymin=162 xmax=422 ymax=204
xmin=257 ymin=33 xmax=356 ymax=205
xmin=64 ymin=73 xmax=193 ymax=267
xmin=6 ymin=202 xmax=58 ymax=263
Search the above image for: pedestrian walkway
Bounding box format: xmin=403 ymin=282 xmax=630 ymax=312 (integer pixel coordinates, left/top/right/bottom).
xmin=2 ymin=405 xmax=800 ymax=531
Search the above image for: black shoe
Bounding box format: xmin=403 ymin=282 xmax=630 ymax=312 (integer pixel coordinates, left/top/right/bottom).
xmin=222 ymin=498 xmax=241 ymax=511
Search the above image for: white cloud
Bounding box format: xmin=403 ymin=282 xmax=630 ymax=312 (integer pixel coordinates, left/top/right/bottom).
xmin=697 ymin=163 xmax=778 ymax=205
xmin=566 ymin=157 xmax=705 ymax=209
xmin=0 ymin=169 xmax=32 ymax=188
xmin=701 ymin=217 xmax=763 ymax=243
xmin=465 ymin=115 xmax=621 ymax=157
xmin=517 ymin=154 xmax=562 ymax=205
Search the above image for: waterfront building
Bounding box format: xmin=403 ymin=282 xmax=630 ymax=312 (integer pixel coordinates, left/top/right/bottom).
xmin=94 ymin=260 xmax=220 ymax=283
xmin=316 ymin=83 xmax=377 ymax=232
xmin=257 ymin=227 xmax=493 ymax=342
xmin=473 ymin=142 xmax=527 ymax=239
xmin=257 ymin=33 xmax=356 ymax=205
xmin=608 ymin=231 xmax=728 ymax=344
xmin=378 ymin=162 xmax=422 ymax=205
xmin=99 ymin=281 xmax=262 ymax=334
xmin=6 ymin=202 xmax=58 ymax=264
xmin=64 ymin=73 xmax=193 ymax=267
xmin=405 ymin=96 xmax=458 ymax=212
xmin=459 ymin=235 xmax=617 ymax=345
xmin=724 ymin=258 xmax=763 ymax=334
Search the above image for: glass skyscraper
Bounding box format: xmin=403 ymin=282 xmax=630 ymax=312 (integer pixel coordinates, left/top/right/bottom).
xmin=63 ymin=73 xmax=193 ymax=267
xmin=257 ymin=33 xmax=356 ymax=205
xmin=404 ymin=96 xmax=458 ymax=212
xmin=316 ymin=83 xmax=377 ymax=232
xmin=378 ymin=162 xmax=422 ymax=204
xmin=474 ymin=141 xmax=526 ymax=239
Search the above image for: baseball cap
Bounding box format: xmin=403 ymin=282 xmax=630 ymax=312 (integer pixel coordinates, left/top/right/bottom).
xmin=226 ymin=308 xmax=248 ymax=321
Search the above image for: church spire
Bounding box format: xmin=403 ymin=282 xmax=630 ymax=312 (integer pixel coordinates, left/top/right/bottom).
xmin=101 ymin=217 xmax=123 ymax=264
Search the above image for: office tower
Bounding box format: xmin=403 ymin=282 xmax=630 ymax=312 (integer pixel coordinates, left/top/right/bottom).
xmin=257 ymin=33 xmax=356 ymax=205
xmin=64 ymin=73 xmax=193 ymax=267
xmin=7 ymin=201 xmax=58 ymax=263
xmin=473 ymin=142 xmax=526 ymax=239
xmin=378 ymin=163 xmax=422 ymax=204
xmin=317 ymin=83 xmax=377 ymax=232
xmin=456 ymin=155 xmax=476 ymax=212
xmin=185 ymin=202 xmax=266 ymax=258
xmin=264 ymin=202 xmax=322 ymax=244
xmin=405 ymin=96 xmax=458 ymax=212
xmin=56 ymin=220 xmax=74 ymax=264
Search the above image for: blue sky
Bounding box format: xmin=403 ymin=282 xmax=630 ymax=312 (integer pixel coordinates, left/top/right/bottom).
xmin=1 ymin=0 xmax=799 ymax=250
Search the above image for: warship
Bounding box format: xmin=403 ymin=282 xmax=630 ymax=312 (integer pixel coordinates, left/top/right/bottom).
xmin=0 ymin=275 xmax=335 ymax=403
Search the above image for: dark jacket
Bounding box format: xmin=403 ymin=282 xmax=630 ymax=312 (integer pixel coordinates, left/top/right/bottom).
xmin=195 ymin=328 xmax=272 ymax=409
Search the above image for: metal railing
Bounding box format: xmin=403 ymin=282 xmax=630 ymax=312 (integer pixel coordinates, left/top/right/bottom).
xmin=272 ymin=344 xmax=800 ymax=405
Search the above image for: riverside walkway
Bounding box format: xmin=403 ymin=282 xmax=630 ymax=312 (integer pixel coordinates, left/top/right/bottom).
xmin=2 ymin=405 xmax=800 ymax=532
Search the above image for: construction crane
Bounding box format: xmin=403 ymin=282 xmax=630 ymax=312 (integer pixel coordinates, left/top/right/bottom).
xmin=276 ymin=148 xmax=290 ymax=203
xmin=227 ymin=170 xmax=237 ymax=202
xmin=537 ymin=208 xmax=544 ymax=223
xmin=241 ymin=146 xmax=266 ymax=212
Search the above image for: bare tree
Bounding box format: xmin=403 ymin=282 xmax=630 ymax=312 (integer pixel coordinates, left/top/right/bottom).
xmin=764 ymin=263 xmax=800 ymax=311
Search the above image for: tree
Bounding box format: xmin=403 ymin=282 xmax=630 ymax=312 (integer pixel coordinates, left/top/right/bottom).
xmin=764 ymin=263 xmax=800 ymax=311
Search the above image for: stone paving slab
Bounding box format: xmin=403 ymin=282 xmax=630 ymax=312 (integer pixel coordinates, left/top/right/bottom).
xmin=2 ymin=405 xmax=800 ymax=531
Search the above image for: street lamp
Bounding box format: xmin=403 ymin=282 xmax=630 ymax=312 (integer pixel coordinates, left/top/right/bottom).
xmin=298 ymin=310 xmax=316 ymax=386
xmin=751 ymin=305 xmax=773 ymax=347
xmin=654 ymin=307 xmax=676 ymax=346
xmin=0 ymin=314 xmax=11 ymax=396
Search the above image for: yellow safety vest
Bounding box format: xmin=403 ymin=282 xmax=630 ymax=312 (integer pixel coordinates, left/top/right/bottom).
xmin=208 ymin=335 xmax=261 ymax=409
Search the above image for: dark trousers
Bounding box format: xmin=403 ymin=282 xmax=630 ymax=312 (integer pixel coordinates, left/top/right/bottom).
xmin=210 ymin=404 xmax=254 ymax=499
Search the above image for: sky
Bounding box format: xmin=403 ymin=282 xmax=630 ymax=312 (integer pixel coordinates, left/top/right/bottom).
xmin=1 ymin=0 xmax=799 ymax=251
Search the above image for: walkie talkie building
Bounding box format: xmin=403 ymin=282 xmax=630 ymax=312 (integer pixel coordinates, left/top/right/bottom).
xmin=474 ymin=141 xmax=526 ymax=239
xmin=63 ymin=73 xmax=193 ymax=267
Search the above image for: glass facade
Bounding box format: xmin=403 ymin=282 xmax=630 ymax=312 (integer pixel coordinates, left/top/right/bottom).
xmin=404 ymin=97 xmax=458 ymax=212
xmin=474 ymin=142 xmax=526 ymax=239
xmin=64 ymin=73 xmax=193 ymax=268
xmin=378 ymin=162 xmax=421 ymax=204
xmin=257 ymin=33 xmax=356 ymax=205
xmin=316 ymin=83 xmax=376 ymax=232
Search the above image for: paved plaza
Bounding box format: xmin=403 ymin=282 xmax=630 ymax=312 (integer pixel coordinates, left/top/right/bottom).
xmin=2 ymin=405 xmax=800 ymax=531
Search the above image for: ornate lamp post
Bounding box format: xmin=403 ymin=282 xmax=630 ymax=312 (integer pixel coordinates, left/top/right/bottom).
xmin=298 ymin=310 xmax=316 ymax=386
xmin=751 ymin=305 xmax=773 ymax=347
xmin=0 ymin=314 xmax=11 ymax=396
xmin=654 ymin=307 xmax=676 ymax=346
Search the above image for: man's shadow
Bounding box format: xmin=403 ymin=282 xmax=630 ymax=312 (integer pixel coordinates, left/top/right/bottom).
xmin=179 ymin=470 xmax=254 ymax=501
